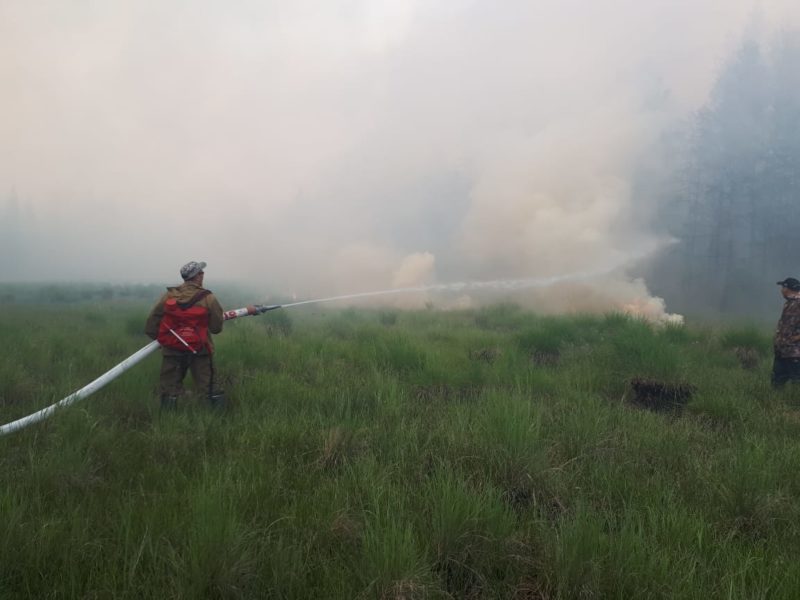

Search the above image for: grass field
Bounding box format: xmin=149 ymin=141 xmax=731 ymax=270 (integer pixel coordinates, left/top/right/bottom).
xmin=1 ymin=301 xmax=799 ymax=599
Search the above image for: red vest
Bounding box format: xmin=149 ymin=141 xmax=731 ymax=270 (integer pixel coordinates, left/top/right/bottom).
xmin=156 ymin=291 xmax=212 ymax=353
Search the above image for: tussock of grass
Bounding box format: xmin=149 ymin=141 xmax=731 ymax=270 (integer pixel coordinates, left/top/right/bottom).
xmin=1 ymin=304 xmax=799 ymax=598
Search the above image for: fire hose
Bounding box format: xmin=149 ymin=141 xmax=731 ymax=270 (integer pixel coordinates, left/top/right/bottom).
xmin=0 ymin=304 xmax=281 ymax=436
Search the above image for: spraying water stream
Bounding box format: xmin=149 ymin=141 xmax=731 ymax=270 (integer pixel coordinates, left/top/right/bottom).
xmin=278 ymin=268 xmax=606 ymax=308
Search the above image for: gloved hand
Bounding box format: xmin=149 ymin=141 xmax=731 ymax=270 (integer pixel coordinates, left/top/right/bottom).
xmin=246 ymin=304 xmax=258 ymax=315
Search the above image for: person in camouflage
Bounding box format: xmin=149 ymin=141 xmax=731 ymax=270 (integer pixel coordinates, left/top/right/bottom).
xmin=145 ymin=261 xmax=231 ymax=410
xmin=772 ymin=277 xmax=800 ymax=388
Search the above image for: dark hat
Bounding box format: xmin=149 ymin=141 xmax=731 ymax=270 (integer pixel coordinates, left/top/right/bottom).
xmin=180 ymin=261 xmax=206 ymax=280
xmin=777 ymin=277 xmax=800 ymax=291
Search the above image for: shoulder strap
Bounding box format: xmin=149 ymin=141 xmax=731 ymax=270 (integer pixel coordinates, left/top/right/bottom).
xmin=177 ymin=289 xmax=211 ymax=310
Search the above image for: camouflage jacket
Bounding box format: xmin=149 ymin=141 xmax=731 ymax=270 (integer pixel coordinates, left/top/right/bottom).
xmin=774 ymin=296 xmax=800 ymax=359
xmin=144 ymin=281 xmax=224 ymax=356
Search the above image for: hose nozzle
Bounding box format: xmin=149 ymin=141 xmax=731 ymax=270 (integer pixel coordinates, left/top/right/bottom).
xmin=254 ymin=304 xmax=282 ymax=314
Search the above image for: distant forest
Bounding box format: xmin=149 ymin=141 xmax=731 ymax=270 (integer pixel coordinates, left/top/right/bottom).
xmin=646 ymin=31 xmax=800 ymax=319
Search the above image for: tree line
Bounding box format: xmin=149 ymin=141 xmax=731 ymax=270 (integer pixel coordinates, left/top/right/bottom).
xmin=648 ymin=32 xmax=800 ymax=318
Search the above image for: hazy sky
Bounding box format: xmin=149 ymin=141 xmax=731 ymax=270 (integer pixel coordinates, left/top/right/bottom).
xmin=2 ymin=1 xmax=798 ymax=308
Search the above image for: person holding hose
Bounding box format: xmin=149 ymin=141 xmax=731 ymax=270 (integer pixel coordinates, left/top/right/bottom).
xmin=773 ymin=277 xmax=800 ymax=388
xmin=145 ymin=261 xmax=254 ymax=410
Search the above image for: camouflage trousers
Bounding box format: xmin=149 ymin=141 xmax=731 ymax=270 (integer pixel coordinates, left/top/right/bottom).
xmin=772 ymin=356 xmax=800 ymax=388
xmin=159 ymin=353 xmax=217 ymax=399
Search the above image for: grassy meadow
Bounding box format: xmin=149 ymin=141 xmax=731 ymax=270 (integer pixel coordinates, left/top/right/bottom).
xmin=1 ymin=301 xmax=799 ymax=599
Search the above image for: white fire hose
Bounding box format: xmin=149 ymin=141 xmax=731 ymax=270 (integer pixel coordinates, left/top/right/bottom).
xmin=0 ymin=304 xmax=280 ymax=436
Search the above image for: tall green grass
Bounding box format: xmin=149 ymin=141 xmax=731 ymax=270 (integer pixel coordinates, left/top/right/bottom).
xmin=1 ymin=304 xmax=798 ymax=598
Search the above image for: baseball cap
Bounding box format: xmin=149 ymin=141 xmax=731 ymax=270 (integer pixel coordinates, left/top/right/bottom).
xmin=776 ymin=277 xmax=800 ymax=291
xmin=180 ymin=261 xmax=207 ymax=280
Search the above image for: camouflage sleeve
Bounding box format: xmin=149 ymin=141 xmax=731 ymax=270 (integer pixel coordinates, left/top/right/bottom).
xmin=144 ymin=292 xmax=169 ymax=339
xmin=775 ymin=301 xmax=800 ymax=358
xmin=206 ymin=293 xmax=224 ymax=334
xmin=787 ymin=310 xmax=800 ymax=345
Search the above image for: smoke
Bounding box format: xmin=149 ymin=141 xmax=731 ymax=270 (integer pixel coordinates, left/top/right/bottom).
xmin=2 ymin=1 xmax=799 ymax=321
xmin=392 ymin=253 xmax=436 ymax=289
xmin=523 ymin=277 xmax=685 ymax=325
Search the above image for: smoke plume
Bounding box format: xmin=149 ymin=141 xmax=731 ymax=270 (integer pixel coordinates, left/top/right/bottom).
xmin=1 ymin=1 xmax=798 ymax=320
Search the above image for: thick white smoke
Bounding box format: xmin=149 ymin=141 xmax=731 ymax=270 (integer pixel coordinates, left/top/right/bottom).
xmin=1 ymin=1 xmax=799 ymax=321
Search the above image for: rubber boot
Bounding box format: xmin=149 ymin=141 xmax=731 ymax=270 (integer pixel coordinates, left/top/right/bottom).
xmin=209 ymin=391 xmax=227 ymax=411
xmin=160 ymin=394 xmax=178 ymax=411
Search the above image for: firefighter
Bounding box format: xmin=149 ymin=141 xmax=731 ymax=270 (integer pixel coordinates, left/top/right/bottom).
xmin=772 ymin=277 xmax=800 ymax=388
xmin=145 ymin=261 xmax=254 ymax=410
